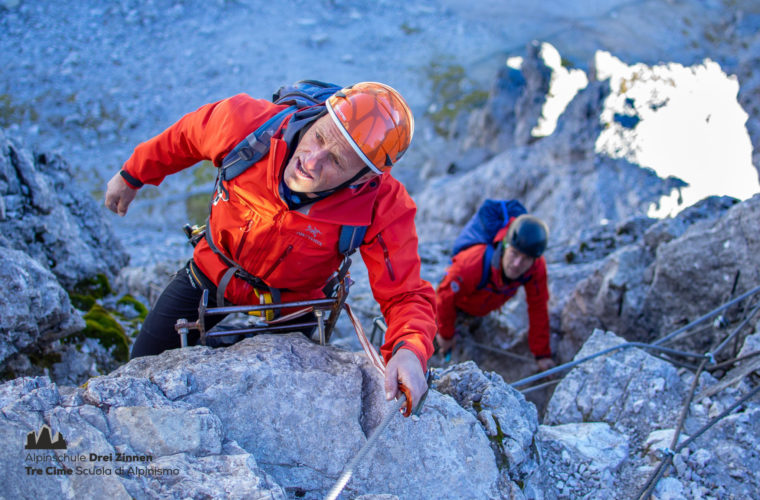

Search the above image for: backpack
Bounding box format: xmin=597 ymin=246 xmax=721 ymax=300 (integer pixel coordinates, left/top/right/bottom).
xmin=451 ymin=199 xmax=527 ymax=289
xmin=199 ymin=80 xmax=368 ymax=308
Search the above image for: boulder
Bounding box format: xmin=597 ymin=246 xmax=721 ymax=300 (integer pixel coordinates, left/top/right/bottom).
xmin=0 ymin=247 xmax=84 ymax=367
xmin=545 ymin=330 xmax=701 ymax=441
xmin=1 ymin=334 xmax=539 ymax=499
xmin=531 ymin=422 xmax=629 ymax=499
xmin=433 ymin=360 xmax=539 ymax=483
xmin=542 ymin=328 xmax=760 ymax=497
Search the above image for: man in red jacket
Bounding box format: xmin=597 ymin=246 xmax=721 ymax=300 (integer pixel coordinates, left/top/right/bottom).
xmin=435 ymin=215 xmax=555 ymax=372
xmin=104 ymin=82 xmax=435 ymax=411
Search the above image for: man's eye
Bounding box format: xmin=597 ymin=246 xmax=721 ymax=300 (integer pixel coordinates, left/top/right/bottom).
xmin=330 ymin=154 xmax=343 ymax=170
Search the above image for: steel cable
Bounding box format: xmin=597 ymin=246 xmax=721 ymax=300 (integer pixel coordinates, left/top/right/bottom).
xmin=635 ymin=383 xmax=760 ymax=500
xmin=637 ymin=299 xmax=760 ymax=497
xmin=654 ymin=284 xmax=760 ymax=346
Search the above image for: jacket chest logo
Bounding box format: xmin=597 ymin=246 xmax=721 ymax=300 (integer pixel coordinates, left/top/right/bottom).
xmin=296 ymin=224 xmax=324 ymax=247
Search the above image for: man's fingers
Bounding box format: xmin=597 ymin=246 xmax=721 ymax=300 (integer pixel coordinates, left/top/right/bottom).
xmin=104 ymin=194 xmax=126 ymax=216
xmin=384 ymin=365 xmax=398 ymax=401
xmin=384 ymin=349 xmax=426 ymax=414
xmin=104 ymin=193 xmax=119 ymax=214
xmin=104 ymin=171 xmax=137 ymax=216
xmin=117 ymin=198 xmax=129 ymax=216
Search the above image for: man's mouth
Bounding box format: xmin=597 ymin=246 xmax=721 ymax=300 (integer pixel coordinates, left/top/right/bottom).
xmin=296 ymin=159 xmax=313 ymax=180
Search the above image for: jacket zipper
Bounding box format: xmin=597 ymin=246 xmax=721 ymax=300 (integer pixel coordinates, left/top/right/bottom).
xmin=376 ymin=233 xmax=396 ymax=281
xmin=234 ymin=219 xmax=254 ymax=262
xmin=261 ymin=244 xmax=293 ymax=280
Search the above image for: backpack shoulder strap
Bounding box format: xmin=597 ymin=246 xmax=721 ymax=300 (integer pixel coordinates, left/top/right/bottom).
xmin=219 ymin=105 xmax=297 ymax=182
xmin=476 ymin=244 xmax=496 ymax=290
xmin=322 ymin=224 xmax=367 ymax=297
xmin=338 ymin=224 xmax=368 ymax=257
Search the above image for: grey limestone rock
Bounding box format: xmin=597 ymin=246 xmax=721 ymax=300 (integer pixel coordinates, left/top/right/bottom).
xmin=1 ymin=334 xmax=535 ymax=499
xmin=530 ymin=422 xmax=629 ymax=499
xmin=0 ymin=247 xmax=84 ymax=366
xmin=415 ymin=75 xmax=681 ymax=248
xmin=559 ymin=195 xmax=757 ymax=356
xmin=0 ymin=129 xmax=130 ymax=379
xmin=545 ymin=330 xmax=696 ymax=440
xmin=433 ymin=361 xmax=540 ymax=486
xmin=0 ymin=129 xmax=128 ymax=289
xmin=542 ymin=329 xmax=760 ymax=497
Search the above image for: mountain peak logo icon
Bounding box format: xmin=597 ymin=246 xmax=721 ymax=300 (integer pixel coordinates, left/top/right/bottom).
xmin=25 ymin=425 xmax=67 ymax=450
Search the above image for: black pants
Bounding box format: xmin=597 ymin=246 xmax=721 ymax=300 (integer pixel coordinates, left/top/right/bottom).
xmin=130 ymin=260 xmax=227 ymax=358
xmin=130 ymin=260 xmax=318 ymax=359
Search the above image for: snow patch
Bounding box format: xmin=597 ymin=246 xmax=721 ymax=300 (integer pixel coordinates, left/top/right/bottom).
xmin=594 ymin=51 xmax=759 ymax=217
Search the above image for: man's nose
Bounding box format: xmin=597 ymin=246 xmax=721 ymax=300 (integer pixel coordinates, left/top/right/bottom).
xmin=513 ymin=254 xmax=529 ymax=268
xmin=303 ymin=149 xmax=328 ymax=171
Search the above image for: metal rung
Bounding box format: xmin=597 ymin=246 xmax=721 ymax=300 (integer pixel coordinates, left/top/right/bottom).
xmin=202 ymin=298 xmax=337 ymax=316
xmin=204 ymin=321 xmax=320 ymax=338
xmin=175 ymin=284 xmax=349 ymax=347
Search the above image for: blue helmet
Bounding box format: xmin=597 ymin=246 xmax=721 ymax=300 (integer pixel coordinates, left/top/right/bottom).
xmin=504 ymin=214 xmax=549 ymax=258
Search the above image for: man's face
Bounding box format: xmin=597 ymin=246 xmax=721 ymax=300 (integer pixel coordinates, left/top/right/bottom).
xmin=501 ymin=244 xmax=535 ymax=280
xmin=282 ymin=115 xmax=374 ymax=195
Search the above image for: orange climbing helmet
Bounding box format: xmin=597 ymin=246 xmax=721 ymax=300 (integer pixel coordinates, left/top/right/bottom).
xmin=326 ymin=82 xmax=414 ymax=175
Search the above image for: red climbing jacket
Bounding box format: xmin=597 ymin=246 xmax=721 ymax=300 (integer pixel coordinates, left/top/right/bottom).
xmin=121 ymin=94 xmax=436 ymax=369
xmin=435 ymin=224 xmax=551 ymax=358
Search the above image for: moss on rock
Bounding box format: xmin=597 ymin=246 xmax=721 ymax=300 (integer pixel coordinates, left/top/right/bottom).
xmin=77 ymin=304 xmax=130 ymax=362
xmin=473 ymin=400 xmax=510 ymax=471
xmin=69 ymin=273 xmax=112 ymax=310
xmin=116 ymin=293 xmax=149 ymax=321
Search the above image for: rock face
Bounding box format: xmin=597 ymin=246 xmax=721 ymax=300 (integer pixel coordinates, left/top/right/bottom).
xmin=545 ymin=330 xmax=700 ymax=440
xmin=0 ymin=129 xmax=129 ymax=378
xmin=2 ymin=295 xmax=757 ymax=498
xmin=1 ymin=334 xmax=539 ymax=499
xmin=705 ymin=2 xmax=760 ymax=179
xmin=340 ymin=194 xmax=757 ymax=401
xmin=537 ymin=329 xmax=760 ymax=498
xmin=560 ymin=194 xmax=759 ymax=356
xmin=0 ymin=247 xmax=84 ymax=367
xmin=433 ymin=361 xmax=539 ymax=487
xmin=534 ymin=422 xmax=629 ymax=499
xmin=0 ymin=129 xmax=128 ymax=288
